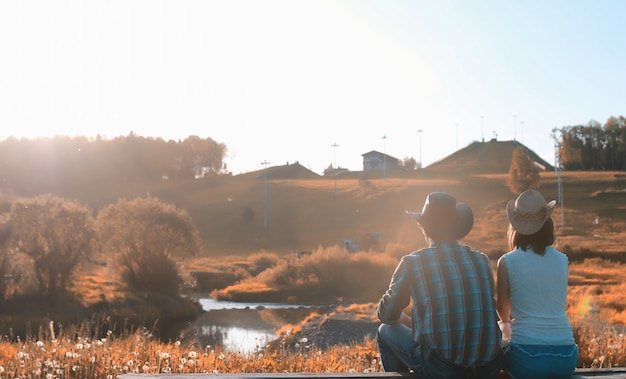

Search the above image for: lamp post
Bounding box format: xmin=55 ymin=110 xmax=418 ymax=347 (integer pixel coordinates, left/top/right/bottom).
xmin=381 ymin=135 xmax=387 ymax=179
xmin=481 ymin=116 xmax=484 ymax=142
xmin=550 ymin=128 xmax=564 ymax=229
xmin=331 ymin=142 xmax=339 ymax=194
xmin=417 ymin=129 xmax=423 ymax=169
xmin=261 ymin=160 xmax=269 ymax=227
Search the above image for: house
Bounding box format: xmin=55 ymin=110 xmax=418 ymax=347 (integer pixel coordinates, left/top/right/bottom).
xmin=361 ymin=150 xmax=402 ymax=172
xmin=323 ymin=164 xmax=350 ymax=177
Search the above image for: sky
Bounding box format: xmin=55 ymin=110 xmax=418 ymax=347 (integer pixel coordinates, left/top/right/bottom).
xmin=1 ymin=1 xmax=625 ymax=175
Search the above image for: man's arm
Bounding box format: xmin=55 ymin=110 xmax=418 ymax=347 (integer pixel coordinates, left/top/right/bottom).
xmin=377 ymin=257 xmax=411 ymax=325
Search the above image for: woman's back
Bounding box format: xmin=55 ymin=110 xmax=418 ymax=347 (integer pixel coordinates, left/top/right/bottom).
xmin=504 ymin=246 xmax=574 ymax=345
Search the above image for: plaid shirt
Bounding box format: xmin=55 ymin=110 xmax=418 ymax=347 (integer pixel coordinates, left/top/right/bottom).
xmin=377 ymin=242 xmax=501 ymax=367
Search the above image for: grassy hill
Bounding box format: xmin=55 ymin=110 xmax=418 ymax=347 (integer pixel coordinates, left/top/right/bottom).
xmin=2 ymin=141 xmax=624 ymax=258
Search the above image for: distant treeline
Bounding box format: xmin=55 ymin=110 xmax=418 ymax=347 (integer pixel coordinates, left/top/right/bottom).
xmin=0 ymin=133 xmax=227 ymax=194
xmin=557 ymin=115 xmax=626 ymax=170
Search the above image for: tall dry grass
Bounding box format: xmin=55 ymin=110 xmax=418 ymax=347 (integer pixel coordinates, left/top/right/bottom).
xmin=0 ymin=321 xmax=381 ymax=378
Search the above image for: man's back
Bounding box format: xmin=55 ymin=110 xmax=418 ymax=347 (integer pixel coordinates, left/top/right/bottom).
xmin=405 ymin=242 xmax=500 ymax=366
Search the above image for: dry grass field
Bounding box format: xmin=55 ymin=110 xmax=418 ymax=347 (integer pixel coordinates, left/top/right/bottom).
xmin=2 ymin=163 xmax=626 ymax=375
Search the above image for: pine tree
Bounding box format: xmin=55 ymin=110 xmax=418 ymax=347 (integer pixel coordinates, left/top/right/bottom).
xmin=507 ymin=147 xmax=541 ymax=195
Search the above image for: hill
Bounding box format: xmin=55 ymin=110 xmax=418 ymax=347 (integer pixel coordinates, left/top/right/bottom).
xmin=1 ymin=140 xmax=624 ymax=258
xmin=427 ymin=139 xmax=554 ymax=174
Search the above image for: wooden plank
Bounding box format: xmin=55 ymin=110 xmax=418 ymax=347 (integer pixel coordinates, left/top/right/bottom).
xmin=118 ymin=374 xmax=410 ymax=379
xmin=119 ymin=368 xmax=626 ymax=379
xmin=574 ymin=368 xmax=626 ymax=378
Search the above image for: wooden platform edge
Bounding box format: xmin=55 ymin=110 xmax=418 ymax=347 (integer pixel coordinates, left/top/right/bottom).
xmin=118 ymin=367 xmax=626 ymax=379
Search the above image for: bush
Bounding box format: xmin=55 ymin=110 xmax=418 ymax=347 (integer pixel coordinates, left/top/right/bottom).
xmin=96 ymin=196 xmax=201 ymax=296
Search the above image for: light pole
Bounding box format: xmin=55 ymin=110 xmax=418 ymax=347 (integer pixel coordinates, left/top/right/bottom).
xmin=481 ymin=116 xmax=484 ymax=142
xmin=331 ymin=142 xmax=339 ymax=194
xmin=261 ymin=160 xmax=269 ymax=227
xmin=381 ymin=135 xmax=387 ymax=179
xmin=417 ymin=129 xmax=423 ymax=169
xmin=550 ymin=128 xmax=564 ymax=229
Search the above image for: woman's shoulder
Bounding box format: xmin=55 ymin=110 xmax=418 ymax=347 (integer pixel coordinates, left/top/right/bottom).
xmin=546 ymin=246 xmax=569 ymax=260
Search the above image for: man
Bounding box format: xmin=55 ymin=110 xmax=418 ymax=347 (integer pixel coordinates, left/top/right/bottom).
xmin=377 ymin=192 xmax=502 ymax=378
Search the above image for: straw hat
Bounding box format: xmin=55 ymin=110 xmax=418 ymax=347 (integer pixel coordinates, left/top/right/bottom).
xmin=406 ymin=192 xmax=473 ymax=240
xmin=506 ymin=190 xmax=556 ymax=235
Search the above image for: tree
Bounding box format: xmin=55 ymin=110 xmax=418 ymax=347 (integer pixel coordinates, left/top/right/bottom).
xmin=402 ymin=157 xmax=418 ymax=170
xmin=95 ymin=196 xmax=201 ymax=296
xmin=507 ymin=147 xmax=541 ymax=195
xmin=6 ymin=195 xmax=95 ymax=294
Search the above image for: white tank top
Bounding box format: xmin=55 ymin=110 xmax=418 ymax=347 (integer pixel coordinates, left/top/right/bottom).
xmin=504 ymin=246 xmax=575 ymax=345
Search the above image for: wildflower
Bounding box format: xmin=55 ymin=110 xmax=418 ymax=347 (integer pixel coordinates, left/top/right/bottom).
xmin=127 ymin=360 xmax=134 ymax=366
xmin=72 ymin=365 xmax=80 ymax=372
xmin=142 ymin=365 xmax=150 ymax=372
xmin=299 ymin=337 xmax=308 ymax=343
xmin=36 ymin=341 xmax=44 ymax=347
xmin=218 ymin=353 xmax=225 ymax=360
xmin=76 ymin=343 xmax=84 ymax=349
xmin=188 ymin=351 xmax=197 ymax=358
xmin=0 ymin=366 xmax=4 ymax=373
xmin=175 ymin=340 xmax=181 ymax=346
xmin=46 ymin=374 xmax=53 ymax=379
xmin=161 ymin=352 xmax=170 ymax=359
xmin=65 ymin=352 xmax=73 ymax=358
xmin=350 ymin=368 xmax=356 ymax=373
xmin=180 ymin=358 xmax=187 ymax=364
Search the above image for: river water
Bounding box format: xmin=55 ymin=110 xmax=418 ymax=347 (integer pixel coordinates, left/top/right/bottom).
xmin=180 ymin=299 xmax=321 ymax=354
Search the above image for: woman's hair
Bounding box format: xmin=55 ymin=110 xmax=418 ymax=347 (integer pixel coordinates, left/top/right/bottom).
xmin=507 ymin=217 xmax=555 ymax=255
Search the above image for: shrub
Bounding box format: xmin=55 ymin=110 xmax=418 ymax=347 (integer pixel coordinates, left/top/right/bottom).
xmin=96 ymin=196 xmax=201 ymax=296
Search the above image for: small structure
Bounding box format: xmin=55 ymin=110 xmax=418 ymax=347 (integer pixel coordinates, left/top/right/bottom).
xmin=361 ymin=151 xmax=402 ymax=172
xmin=323 ymin=164 xmax=349 ymax=177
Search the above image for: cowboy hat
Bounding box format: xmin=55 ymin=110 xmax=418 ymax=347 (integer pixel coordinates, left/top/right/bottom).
xmin=506 ymin=190 xmax=556 ymax=235
xmin=406 ymin=192 xmax=473 ymax=240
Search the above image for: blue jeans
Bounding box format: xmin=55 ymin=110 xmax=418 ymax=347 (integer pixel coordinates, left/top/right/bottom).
xmin=503 ymin=343 xmax=578 ymax=379
xmin=377 ymin=323 xmax=502 ymax=379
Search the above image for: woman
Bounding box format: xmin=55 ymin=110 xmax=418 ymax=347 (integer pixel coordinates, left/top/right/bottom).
xmin=497 ymin=189 xmax=578 ymax=379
